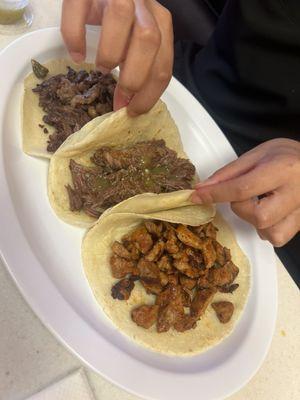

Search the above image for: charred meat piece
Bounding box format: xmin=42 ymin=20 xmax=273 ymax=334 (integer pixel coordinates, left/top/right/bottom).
xmin=145 ymin=240 xmax=165 ymax=262
xmin=156 ymin=285 xmax=184 ymax=333
xmin=157 ymin=255 xmax=173 ymax=273
xmin=110 ymin=220 xmax=239 ymax=333
xmin=131 ymin=226 xmax=153 ymax=254
xmin=33 ymin=68 xmax=116 ymax=152
xmin=181 ymin=288 xmax=193 ymax=307
xmin=197 ymin=270 xmax=212 ymax=289
xmin=212 ymin=301 xmax=234 ymax=323
xmin=176 ymin=224 xmax=205 ymax=249
xmin=201 ymin=238 xmax=217 ymax=269
xmin=122 ymin=240 xmax=140 ymax=260
xmin=141 ymin=280 xmax=163 ymax=295
xmin=186 ymin=247 xmax=204 ymax=269
xmin=110 ymin=255 xmax=136 ymax=279
xmin=218 ymin=283 xmax=239 ymax=293
xmin=173 ymin=250 xmax=201 ymax=278
xmin=167 ymin=273 xmax=179 ymax=285
xmin=190 ymin=288 xmax=217 ymax=319
xmin=137 ymin=258 xmax=160 ymax=280
xmin=131 ymin=305 xmax=159 ymax=329
xmin=213 ymin=240 xmax=231 ymax=266
xmin=144 ymin=221 xmax=163 ymax=237
xmin=165 ymin=227 xmax=180 ymax=254
xmin=203 ymin=222 xmax=218 ymax=239
xmin=111 ymin=278 xmax=135 ymax=300
xmin=112 ymin=241 xmax=132 ymax=260
xmin=174 ymin=315 xmax=197 ymax=332
xmin=179 ymin=275 xmax=197 ymax=290
xmin=208 ymin=261 xmax=239 ymax=287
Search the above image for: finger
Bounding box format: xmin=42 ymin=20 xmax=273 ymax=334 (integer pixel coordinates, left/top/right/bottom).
xmin=117 ymin=0 xmax=162 ymax=98
xmin=126 ymin=3 xmax=173 ymax=115
xmin=195 ymin=147 xmax=263 ymax=188
xmin=231 ymin=185 xmax=300 ymax=229
xmin=192 ymin=159 xmax=286 ymax=204
xmin=61 ymin=0 xmax=92 ymax=62
xmin=257 ymin=208 xmax=300 ymax=247
xmin=96 ymin=0 xmax=135 ymax=73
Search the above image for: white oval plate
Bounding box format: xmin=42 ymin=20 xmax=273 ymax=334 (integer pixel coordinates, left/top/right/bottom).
xmin=0 ymin=28 xmax=277 ymax=400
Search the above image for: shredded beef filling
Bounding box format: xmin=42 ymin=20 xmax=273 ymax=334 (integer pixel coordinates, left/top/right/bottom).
xmin=109 ymin=220 xmax=238 ymax=333
xmin=66 ymin=139 xmax=196 ymax=218
xmin=32 ymin=66 xmax=116 ymax=152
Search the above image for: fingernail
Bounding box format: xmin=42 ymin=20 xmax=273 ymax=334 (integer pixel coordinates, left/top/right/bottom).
xmin=96 ymin=64 xmax=111 ymax=75
xmin=70 ymin=52 xmax=84 ymax=64
xmin=190 ymin=191 xmax=203 ymax=204
xmin=114 ymin=88 xmax=134 ymax=111
xmin=195 ymin=177 xmax=218 ymax=188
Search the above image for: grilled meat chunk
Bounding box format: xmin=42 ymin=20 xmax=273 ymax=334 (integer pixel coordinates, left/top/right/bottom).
xmin=212 ymin=301 xmax=234 ymax=323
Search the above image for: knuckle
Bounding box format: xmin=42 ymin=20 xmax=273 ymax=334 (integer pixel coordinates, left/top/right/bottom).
xmin=269 ymin=230 xmax=286 ymax=247
xmin=234 ymin=183 xmax=250 ymax=199
xmin=156 ymin=69 xmax=171 ymax=85
xmin=254 ymin=208 xmax=271 ymax=229
xmin=110 ymin=0 xmax=134 ymax=16
xmin=136 ymin=26 xmax=161 ymax=48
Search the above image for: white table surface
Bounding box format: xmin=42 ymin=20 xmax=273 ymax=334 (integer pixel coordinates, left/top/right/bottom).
xmin=0 ymin=1 xmax=299 ymax=399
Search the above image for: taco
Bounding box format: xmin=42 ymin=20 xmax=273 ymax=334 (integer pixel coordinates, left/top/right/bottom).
xmin=48 ymin=100 xmax=198 ymax=227
xmin=82 ymin=202 xmax=250 ymax=356
xmin=22 ymin=58 xmax=116 ymax=158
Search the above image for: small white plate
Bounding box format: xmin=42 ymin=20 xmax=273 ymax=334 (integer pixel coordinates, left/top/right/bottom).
xmin=0 ymin=28 xmax=277 ymax=400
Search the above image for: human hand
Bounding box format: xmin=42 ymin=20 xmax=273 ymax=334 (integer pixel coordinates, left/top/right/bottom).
xmin=61 ymin=0 xmax=173 ymax=116
xmin=192 ymin=139 xmax=300 ymax=247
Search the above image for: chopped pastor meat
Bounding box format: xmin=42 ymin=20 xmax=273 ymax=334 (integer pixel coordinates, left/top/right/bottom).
xmin=203 ymin=222 xmax=218 ymax=239
xmin=111 ymin=278 xmax=135 ymax=300
xmin=131 ymin=226 xmax=153 ymax=254
xmin=173 ymin=255 xmax=201 ymax=278
xmin=218 ymin=283 xmax=239 ymax=293
xmin=131 ymin=305 xmax=159 ymax=328
xmin=181 ymin=288 xmax=193 ymax=307
xmin=137 ymin=258 xmax=160 ymax=280
xmin=144 ymin=221 xmax=163 ymax=237
xmin=212 ymin=301 xmax=234 ymax=323
xmin=112 ymin=241 xmax=132 ymax=260
xmin=201 ymin=238 xmax=217 ymax=268
xmin=179 ymin=275 xmax=197 ymax=290
xmin=190 ymin=288 xmax=217 ymax=319
xmin=123 ymin=240 xmax=140 ymax=260
xmin=32 ymin=67 xmax=116 ymax=152
xmin=141 ymin=279 xmax=163 ymax=295
xmin=157 ymin=255 xmax=173 ymax=273
xmin=186 ymin=247 xmax=203 ymax=268
xmin=174 ymin=315 xmax=197 ymax=332
xmin=176 ymin=224 xmax=204 ymax=249
xmin=167 ymin=273 xmax=179 ymax=285
xmin=110 ymin=255 xmax=135 ymax=279
xmin=208 ymin=261 xmax=239 ymax=287
xmin=109 ymin=219 xmax=240 ymax=333
xmin=156 ymin=285 xmax=184 ymax=333
xmin=145 ymin=240 xmax=165 ymax=261
xmin=213 ymin=240 xmax=231 ymax=266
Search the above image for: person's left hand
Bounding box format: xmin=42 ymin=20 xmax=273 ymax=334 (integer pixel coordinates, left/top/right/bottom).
xmin=192 ymin=138 xmax=300 ymax=247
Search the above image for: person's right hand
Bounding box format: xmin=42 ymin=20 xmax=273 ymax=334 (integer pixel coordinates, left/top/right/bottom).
xmin=61 ymin=0 xmax=173 ymax=116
